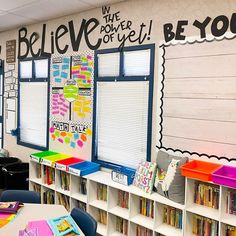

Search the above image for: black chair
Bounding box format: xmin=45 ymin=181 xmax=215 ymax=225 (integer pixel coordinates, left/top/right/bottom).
xmin=0 ymin=190 xmax=41 ymax=204
xmin=71 ymin=207 xmax=97 ymax=236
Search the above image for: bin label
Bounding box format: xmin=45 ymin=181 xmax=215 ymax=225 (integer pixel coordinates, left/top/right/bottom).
xmin=30 ymin=156 xmax=40 ymax=163
xmin=56 ymin=163 xmax=66 ymax=171
xmin=41 ymin=159 xmax=52 ymax=167
xmin=68 ymin=167 xmax=81 ymax=176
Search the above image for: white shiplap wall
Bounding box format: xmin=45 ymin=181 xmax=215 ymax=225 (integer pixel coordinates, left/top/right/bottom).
xmin=158 ymin=37 xmax=236 ymax=162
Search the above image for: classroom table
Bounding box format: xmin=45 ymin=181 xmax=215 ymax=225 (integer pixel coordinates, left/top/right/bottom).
xmin=0 ymin=203 xmax=85 ymax=236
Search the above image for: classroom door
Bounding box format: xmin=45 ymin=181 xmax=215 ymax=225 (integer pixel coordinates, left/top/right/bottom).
xmin=0 ymin=61 xmax=4 ymax=148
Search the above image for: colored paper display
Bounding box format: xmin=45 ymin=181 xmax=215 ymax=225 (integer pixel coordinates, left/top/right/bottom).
xmin=50 ymin=52 xmax=93 ymax=149
xmin=72 ymin=55 xmax=93 ymax=89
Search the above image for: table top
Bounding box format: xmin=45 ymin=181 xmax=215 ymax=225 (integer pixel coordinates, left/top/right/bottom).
xmin=0 ymin=204 xmax=85 ymax=236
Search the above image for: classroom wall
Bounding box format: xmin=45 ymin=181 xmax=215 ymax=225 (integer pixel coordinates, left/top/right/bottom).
xmin=0 ymin=0 xmax=235 ymax=164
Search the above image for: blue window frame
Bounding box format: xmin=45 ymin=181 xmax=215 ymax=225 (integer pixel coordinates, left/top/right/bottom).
xmin=0 ymin=60 xmax=4 ymax=148
xmin=17 ymin=57 xmax=50 ymax=150
xmin=92 ymin=44 xmax=155 ymax=169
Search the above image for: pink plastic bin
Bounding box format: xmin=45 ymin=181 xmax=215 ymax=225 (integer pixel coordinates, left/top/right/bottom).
xmin=212 ymin=166 xmax=236 ymax=188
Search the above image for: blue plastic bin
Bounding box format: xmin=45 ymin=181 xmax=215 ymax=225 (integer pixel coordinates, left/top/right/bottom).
xmin=111 ymin=166 xmax=136 ymax=185
xmin=68 ymin=161 xmax=100 ymax=176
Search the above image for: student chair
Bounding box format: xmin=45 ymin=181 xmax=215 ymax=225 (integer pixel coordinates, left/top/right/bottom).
xmin=71 ymin=207 xmax=97 ymax=236
xmin=0 ymin=190 xmax=41 ymax=204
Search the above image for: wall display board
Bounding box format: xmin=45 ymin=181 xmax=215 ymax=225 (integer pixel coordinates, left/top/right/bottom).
xmin=157 ymin=34 xmax=236 ymax=163
xmin=50 ymin=52 xmax=93 ymax=151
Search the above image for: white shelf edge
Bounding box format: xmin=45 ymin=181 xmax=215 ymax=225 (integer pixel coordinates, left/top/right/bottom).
xmin=109 ymin=206 xmax=129 ymax=220
xmin=89 ymin=199 xmax=108 ymax=211
xmin=56 ymin=188 xmax=70 ymax=196
xmin=71 ymin=193 xmax=87 ymax=203
xmin=97 ymin=222 xmax=107 ymax=236
xmin=130 ymin=214 xmax=154 ymax=230
xmin=155 ymin=223 xmax=183 ymax=236
xmin=186 ymin=204 xmax=220 ymax=221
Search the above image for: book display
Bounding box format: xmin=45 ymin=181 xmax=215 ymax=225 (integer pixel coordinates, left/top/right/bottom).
xmin=30 ymin=156 xmax=236 ymax=236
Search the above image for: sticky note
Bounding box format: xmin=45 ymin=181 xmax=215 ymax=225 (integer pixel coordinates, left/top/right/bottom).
xmin=61 ymin=72 xmax=68 ymax=79
xmin=63 ymin=58 xmax=70 ymax=64
xmin=53 ymin=70 xmax=60 ymax=77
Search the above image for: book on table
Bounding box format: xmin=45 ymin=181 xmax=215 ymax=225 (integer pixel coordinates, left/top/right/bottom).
xmin=0 ymin=201 xmax=20 ymax=213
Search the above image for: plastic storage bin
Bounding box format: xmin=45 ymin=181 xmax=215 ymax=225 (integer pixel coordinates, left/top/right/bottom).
xmin=180 ymin=160 xmax=222 ymax=181
xmin=30 ymin=151 xmax=59 ymax=163
xmin=3 ymin=162 xmax=29 ymax=190
xmin=111 ymin=166 xmax=136 ymax=185
xmin=0 ymin=157 xmax=21 ymax=189
xmin=55 ymin=157 xmax=85 ymax=171
xmin=212 ymin=166 xmax=236 ymax=188
xmin=68 ymin=161 xmax=100 ymax=176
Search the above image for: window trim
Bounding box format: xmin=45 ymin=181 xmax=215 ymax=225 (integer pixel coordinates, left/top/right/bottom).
xmin=0 ymin=60 xmax=4 ymax=148
xmin=17 ymin=57 xmax=50 ymax=151
xmin=92 ymin=44 xmax=155 ymax=169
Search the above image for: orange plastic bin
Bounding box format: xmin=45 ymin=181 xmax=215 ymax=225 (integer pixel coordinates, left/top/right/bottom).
xmin=180 ymin=160 xmax=222 ymax=181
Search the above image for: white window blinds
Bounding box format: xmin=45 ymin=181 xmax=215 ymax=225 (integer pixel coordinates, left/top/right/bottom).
xmin=98 ymin=52 xmax=120 ymax=77
xmin=35 ymin=59 xmax=49 ymax=78
xmin=19 ymin=82 xmax=48 ymax=147
xmin=20 ymin=61 xmax=32 ymax=78
xmin=124 ymin=49 xmax=150 ymax=76
xmin=96 ymin=81 xmax=149 ymax=168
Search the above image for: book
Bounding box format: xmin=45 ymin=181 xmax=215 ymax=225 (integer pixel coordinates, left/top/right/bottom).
xmin=139 ymin=197 xmax=154 ymax=218
xmin=0 ymin=201 xmax=20 ymax=213
xmin=27 ymin=220 xmax=54 ymax=236
xmin=97 ymin=184 xmax=107 ymax=201
xmin=47 ymin=215 xmax=80 ymax=236
xmin=163 ymin=205 xmax=182 ymax=229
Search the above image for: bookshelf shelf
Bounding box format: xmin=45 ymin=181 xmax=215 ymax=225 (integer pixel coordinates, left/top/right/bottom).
xmin=97 ymin=223 xmax=107 ymax=236
xmin=155 ymin=224 xmax=183 ymax=236
xmin=221 ymin=213 xmax=236 ymax=226
xmin=89 ymin=199 xmax=107 ymax=211
xmin=109 ymin=206 xmax=129 ymax=220
xmin=29 ymin=159 xmax=236 ymax=236
xmin=186 ymin=204 xmax=220 ymax=221
xmin=130 ymin=214 xmax=154 ymax=230
xmin=71 ymin=193 xmax=87 ymax=203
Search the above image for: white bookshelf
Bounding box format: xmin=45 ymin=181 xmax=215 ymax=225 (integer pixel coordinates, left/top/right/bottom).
xmin=29 ymin=159 xmax=236 ymax=236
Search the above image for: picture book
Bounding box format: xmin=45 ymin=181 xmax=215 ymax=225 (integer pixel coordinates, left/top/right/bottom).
xmin=0 ymin=201 xmax=20 ymax=213
xmin=48 ymin=215 xmax=80 ymax=236
xmin=27 ymin=220 xmax=53 ymax=236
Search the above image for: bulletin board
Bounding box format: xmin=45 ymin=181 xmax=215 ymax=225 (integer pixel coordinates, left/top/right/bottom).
xmin=157 ymin=35 xmax=236 ymax=162
xmin=49 ymin=52 xmax=93 ymax=158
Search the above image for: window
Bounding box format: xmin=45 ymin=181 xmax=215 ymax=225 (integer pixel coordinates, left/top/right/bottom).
xmin=18 ymin=58 xmax=50 ymax=150
xmin=93 ymin=45 xmax=155 ymax=169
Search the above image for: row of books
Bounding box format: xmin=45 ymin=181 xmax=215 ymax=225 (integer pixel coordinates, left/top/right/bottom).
xmin=43 ymin=166 xmax=55 ymax=185
xmin=43 ymin=190 xmax=55 ymax=204
xmin=97 ymin=184 xmax=107 ymax=201
xmin=78 ymin=178 xmax=87 ymax=195
xmin=163 ymin=206 xmax=182 ymax=229
xmin=194 ymin=181 xmax=219 ymax=209
xmin=116 ymin=216 xmax=128 ymax=235
xmin=225 ymin=225 xmax=236 ymax=236
xmin=118 ymin=190 xmax=129 ymax=209
xmin=77 ymin=201 xmax=86 ymax=212
xmin=226 ymin=190 xmax=236 ymax=215
xmin=136 ymin=225 xmax=152 ymax=236
xmin=139 ymin=197 xmax=154 ymax=218
xmin=192 ymin=214 xmax=218 ymax=236
xmin=98 ymin=209 xmax=107 ymax=225
xmin=32 ymin=183 xmax=41 ymax=193
xmin=57 ymin=193 xmax=70 ymax=212
xmin=36 ymin=163 xmax=41 ymax=179
xmin=60 ymin=171 xmax=70 ymax=191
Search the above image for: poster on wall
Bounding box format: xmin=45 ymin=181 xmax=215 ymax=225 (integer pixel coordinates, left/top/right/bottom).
xmin=6 ymin=40 xmax=16 ymax=63
xmin=50 ymin=52 xmax=93 ymax=151
xmin=4 ymin=63 xmax=17 ymax=134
